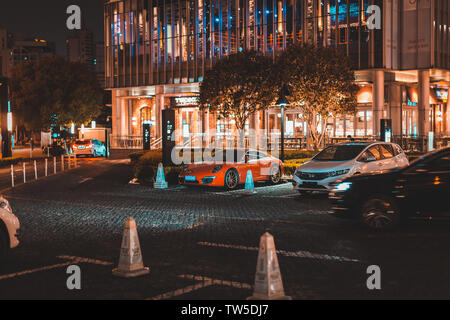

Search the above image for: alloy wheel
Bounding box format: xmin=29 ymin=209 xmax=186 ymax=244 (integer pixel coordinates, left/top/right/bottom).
xmin=270 ymin=166 xmax=281 ymax=184
xmin=225 ymin=170 xmax=239 ymax=190
xmin=361 ymin=198 xmax=399 ymax=230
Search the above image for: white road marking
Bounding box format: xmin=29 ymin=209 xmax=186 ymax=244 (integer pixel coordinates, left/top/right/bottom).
xmin=197 ymin=242 xmax=361 ymax=263
xmin=0 ymin=255 xmax=112 ymax=281
xmin=78 ymin=178 xmax=93 ymax=184
xmin=148 ymin=274 xmax=251 ymax=300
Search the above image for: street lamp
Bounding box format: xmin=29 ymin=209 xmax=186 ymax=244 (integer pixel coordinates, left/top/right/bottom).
xmin=276 ymin=86 xmax=290 ymax=162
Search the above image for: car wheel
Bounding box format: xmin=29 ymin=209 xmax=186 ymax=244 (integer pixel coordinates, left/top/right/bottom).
xmin=224 ymin=169 xmax=239 ymax=190
xmin=360 ymin=196 xmax=401 ymax=230
xmin=269 ymin=165 xmax=281 ymax=184
xmin=0 ymin=230 xmax=9 ymax=258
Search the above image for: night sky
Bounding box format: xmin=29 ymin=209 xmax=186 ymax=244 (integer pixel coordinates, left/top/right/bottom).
xmin=0 ymin=0 xmax=104 ymax=55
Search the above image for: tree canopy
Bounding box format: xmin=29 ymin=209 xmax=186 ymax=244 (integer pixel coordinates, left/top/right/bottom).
xmin=9 ymin=56 xmax=103 ymax=131
xmin=276 ymin=44 xmax=359 ymax=150
xmin=200 ymin=51 xmax=277 ymax=138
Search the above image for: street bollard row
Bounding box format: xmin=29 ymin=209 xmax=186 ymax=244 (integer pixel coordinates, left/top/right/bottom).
xmin=10 ymin=155 xmax=78 ymax=188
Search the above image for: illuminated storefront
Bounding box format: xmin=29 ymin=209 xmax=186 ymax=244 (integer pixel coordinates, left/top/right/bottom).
xmin=105 ymin=0 xmax=450 ymax=150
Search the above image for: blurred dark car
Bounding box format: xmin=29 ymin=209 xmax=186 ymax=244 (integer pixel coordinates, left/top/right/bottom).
xmin=329 ymin=147 xmax=450 ymax=230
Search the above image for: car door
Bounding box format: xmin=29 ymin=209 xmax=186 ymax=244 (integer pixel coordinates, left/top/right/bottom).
xmin=401 ymin=151 xmax=450 ymax=216
xmin=243 ymin=151 xmax=260 ymax=180
xmin=378 ymin=144 xmax=397 ymax=170
xmin=392 ymin=144 xmax=409 ymax=168
xmin=257 ymin=151 xmax=271 ymax=179
xmin=357 ymin=145 xmax=384 ymax=174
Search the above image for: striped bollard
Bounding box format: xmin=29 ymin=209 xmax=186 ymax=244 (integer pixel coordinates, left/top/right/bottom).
xmin=11 ymin=165 xmax=14 ymax=188
xmin=34 ymin=160 xmax=38 ymax=180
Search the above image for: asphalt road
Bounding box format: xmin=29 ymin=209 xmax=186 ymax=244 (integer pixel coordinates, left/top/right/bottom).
xmin=1 ymin=158 xmax=450 ymax=299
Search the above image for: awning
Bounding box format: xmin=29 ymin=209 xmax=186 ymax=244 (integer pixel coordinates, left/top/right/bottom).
xmin=407 ymin=87 xmax=441 ymax=105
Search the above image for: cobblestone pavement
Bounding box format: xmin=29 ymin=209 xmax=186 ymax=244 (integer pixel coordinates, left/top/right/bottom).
xmin=1 ymin=159 xmax=450 ymax=299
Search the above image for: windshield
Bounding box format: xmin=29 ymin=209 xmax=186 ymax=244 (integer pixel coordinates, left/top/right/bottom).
xmin=313 ymin=145 xmax=367 ymax=161
xmin=75 ymin=140 xmax=90 ymax=145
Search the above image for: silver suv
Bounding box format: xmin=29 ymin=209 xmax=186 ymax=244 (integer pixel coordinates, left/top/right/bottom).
xmin=293 ymin=142 xmax=409 ymax=194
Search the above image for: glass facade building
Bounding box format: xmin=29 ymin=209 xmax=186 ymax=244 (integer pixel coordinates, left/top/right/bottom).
xmin=105 ymin=0 xmax=450 ymax=150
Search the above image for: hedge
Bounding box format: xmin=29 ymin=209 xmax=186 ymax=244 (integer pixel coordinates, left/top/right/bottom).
xmin=283 ymin=158 xmax=311 ymax=176
xmin=0 ymin=157 xmax=24 ymax=168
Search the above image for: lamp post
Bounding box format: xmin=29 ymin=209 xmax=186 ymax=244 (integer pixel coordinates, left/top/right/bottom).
xmin=276 ymin=86 xmax=290 ymax=162
xmin=0 ymin=78 xmax=12 ymax=158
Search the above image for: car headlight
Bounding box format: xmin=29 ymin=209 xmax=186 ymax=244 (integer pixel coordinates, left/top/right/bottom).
xmin=212 ymin=165 xmax=223 ymax=173
xmin=334 ymin=182 xmax=352 ymax=191
xmin=0 ymin=198 xmax=12 ymax=213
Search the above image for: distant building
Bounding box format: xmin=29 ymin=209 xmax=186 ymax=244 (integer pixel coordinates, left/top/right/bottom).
xmin=105 ymin=0 xmax=450 ymax=151
xmin=0 ymin=29 xmax=9 ymax=77
xmin=0 ymin=29 xmax=55 ymax=78
xmin=66 ymin=29 xmax=95 ymax=70
xmin=95 ymin=42 xmax=105 ymax=88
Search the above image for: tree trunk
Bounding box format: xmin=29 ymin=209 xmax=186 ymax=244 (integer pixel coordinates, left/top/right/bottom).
xmin=237 ymin=128 xmax=245 ymax=148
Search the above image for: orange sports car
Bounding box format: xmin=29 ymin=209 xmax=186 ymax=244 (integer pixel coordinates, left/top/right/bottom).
xmin=178 ymin=149 xmax=284 ymax=190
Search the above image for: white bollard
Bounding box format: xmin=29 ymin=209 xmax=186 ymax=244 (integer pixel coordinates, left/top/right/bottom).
xmin=11 ymin=165 xmax=14 ymax=188
xmin=34 ymin=160 xmax=38 ymax=180
xmin=45 ymin=158 xmax=48 ymax=177
xmin=23 ymin=162 xmax=26 ymax=183
xmin=61 ymin=155 xmax=64 ymax=171
xmin=53 ymin=157 xmax=56 ymax=174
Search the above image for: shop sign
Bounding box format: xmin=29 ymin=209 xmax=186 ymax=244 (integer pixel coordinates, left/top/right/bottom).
xmin=173 ymin=96 xmax=200 ymax=107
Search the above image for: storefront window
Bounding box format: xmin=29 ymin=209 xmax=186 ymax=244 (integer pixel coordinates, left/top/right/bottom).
xmin=335 ymin=118 xmax=345 ymax=137
xmin=356 ymin=110 xmax=365 ymax=136
xmin=345 ymin=116 xmax=354 ymax=137
xmin=366 ymin=111 xmax=373 ymax=136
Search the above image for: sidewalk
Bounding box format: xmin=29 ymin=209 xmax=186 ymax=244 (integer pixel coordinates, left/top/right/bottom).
xmin=11 ymin=147 xmax=46 ymax=159
xmin=0 ymin=147 xmax=46 ymax=161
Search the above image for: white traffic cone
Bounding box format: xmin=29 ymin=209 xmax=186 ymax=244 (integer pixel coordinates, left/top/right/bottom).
xmin=247 ymin=232 xmax=291 ymax=300
xmin=154 ymin=163 xmax=168 ymax=189
xmin=112 ymin=218 xmax=150 ymax=278
xmin=244 ymin=170 xmax=257 ymax=194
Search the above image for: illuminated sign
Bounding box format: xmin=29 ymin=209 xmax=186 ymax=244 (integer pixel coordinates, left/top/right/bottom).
xmin=173 ymin=96 xmax=200 ymax=107
xmin=435 ymin=89 xmax=448 ymax=103
xmin=7 ymin=112 xmax=12 ymax=132
xmin=428 ymin=131 xmax=434 ymax=152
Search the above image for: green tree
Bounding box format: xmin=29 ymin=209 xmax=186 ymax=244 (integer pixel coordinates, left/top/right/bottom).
xmin=200 ymin=51 xmax=277 ymax=146
xmin=276 ymin=44 xmax=359 ymax=150
xmin=9 ymin=56 xmax=103 ymax=133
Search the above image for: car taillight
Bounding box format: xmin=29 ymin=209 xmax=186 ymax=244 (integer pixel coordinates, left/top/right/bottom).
xmin=73 ymin=145 xmax=77 ymax=149
xmin=87 ymin=144 xmax=93 ymax=149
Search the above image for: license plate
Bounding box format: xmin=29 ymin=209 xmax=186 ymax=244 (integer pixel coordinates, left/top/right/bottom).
xmin=78 ymin=146 xmax=85 ymax=149
xmin=302 ymin=182 xmax=318 ymax=188
xmin=185 ymin=176 xmax=196 ymax=182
